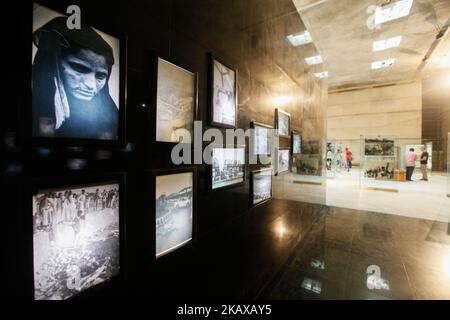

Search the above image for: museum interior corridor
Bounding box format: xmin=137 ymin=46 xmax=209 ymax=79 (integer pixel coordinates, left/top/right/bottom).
xmin=2 ymin=0 xmax=450 ymax=304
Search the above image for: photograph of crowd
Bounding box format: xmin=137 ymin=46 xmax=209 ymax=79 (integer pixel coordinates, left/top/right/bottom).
xmin=365 ymin=138 xmax=395 ymax=156
xmin=251 ymin=169 xmax=272 ymax=206
xmin=156 ymin=58 xmax=195 ymax=143
xmin=293 ymin=155 xmax=322 ymax=176
xmin=212 ymin=147 xmax=245 ymax=190
xmin=33 ymin=182 xmax=120 ymax=300
xmin=364 ymin=160 xmax=395 ymax=180
xmin=156 ymin=172 xmax=193 ymax=258
xmin=32 ymin=4 xmax=121 ymax=140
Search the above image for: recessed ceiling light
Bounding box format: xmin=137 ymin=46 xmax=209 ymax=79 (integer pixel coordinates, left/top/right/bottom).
xmin=371 ymin=59 xmax=395 ymax=70
xmin=305 ymin=55 xmax=323 ymax=65
xmin=287 ymin=31 xmax=313 ymax=47
xmin=373 ymin=36 xmax=402 ymax=52
xmin=314 ymin=71 xmax=328 ymax=79
xmin=375 ymin=0 xmax=414 ymax=25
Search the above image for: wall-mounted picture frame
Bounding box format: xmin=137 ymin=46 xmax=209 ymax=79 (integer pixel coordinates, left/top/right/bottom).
xmin=292 ymin=131 xmax=301 ymax=155
xmin=250 ymin=121 xmax=273 ymax=156
xmin=275 ymin=148 xmax=290 ymax=175
xmin=275 ymin=109 xmax=291 ymax=138
xmin=29 ymin=173 xmax=125 ymax=300
xmin=208 ymin=53 xmax=238 ymax=129
xmin=153 ymin=167 xmax=197 ymax=259
xmin=25 ymin=2 xmax=127 ymax=147
xmin=153 ymin=56 xmax=198 ymax=144
xmin=211 ymin=145 xmax=246 ymax=191
xmin=249 ymin=168 xmax=273 ymax=208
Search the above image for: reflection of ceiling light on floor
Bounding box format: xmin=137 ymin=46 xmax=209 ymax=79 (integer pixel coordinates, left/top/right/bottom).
xmin=305 ymin=55 xmax=323 ymax=65
xmin=301 ymin=277 xmax=322 ymax=294
xmin=276 ymin=223 xmax=287 ymax=238
xmin=375 ymin=0 xmax=414 ymax=25
xmin=287 ymin=30 xmax=313 ymax=47
xmin=373 ymin=36 xmax=402 ymax=52
xmin=371 ymin=59 xmax=395 ymax=70
xmin=311 ymin=259 xmax=325 ymax=270
xmin=314 ymin=71 xmax=328 ymax=79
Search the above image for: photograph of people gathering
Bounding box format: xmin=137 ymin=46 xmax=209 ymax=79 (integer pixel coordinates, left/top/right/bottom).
xmin=33 ymin=183 xmax=120 ymax=300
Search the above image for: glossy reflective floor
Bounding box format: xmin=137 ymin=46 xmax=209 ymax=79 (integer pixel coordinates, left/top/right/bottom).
xmin=274 ymin=168 xmax=450 ymax=223
xmin=262 ymin=206 xmax=450 ymax=300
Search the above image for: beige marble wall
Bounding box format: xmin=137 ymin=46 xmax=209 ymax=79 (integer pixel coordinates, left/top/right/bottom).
xmin=327 ymin=82 xmax=422 ymax=164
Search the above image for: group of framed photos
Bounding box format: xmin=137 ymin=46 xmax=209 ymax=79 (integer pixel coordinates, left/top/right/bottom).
xmin=25 ymin=2 xmax=304 ymax=301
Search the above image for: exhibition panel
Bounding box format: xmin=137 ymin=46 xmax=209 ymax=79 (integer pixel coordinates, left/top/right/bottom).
xmin=360 ymin=135 xmax=400 ymax=191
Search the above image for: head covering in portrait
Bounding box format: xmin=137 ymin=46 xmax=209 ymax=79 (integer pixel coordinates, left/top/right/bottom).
xmin=32 ymin=16 xmax=119 ymax=140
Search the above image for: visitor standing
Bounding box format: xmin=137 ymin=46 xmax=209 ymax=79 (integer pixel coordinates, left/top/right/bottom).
xmin=405 ymin=148 xmax=418 ymax=181
xmin=420 ymin=145 xmax=429 ymax=181
xmin=344 ymin=147 xmax=352 ymax=172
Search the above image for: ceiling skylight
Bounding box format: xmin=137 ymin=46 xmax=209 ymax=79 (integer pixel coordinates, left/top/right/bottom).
xmin=305 ymin=55 xmax=323 ymax=65
xmin=374 ymin=0 xmax=414 ymax=25
xmin=373 ymin=36 xmax=402 ymax=52
xmin=287 ymin=31 xmax=313 ymax=47
xmin=314 ymin=71 xmax=328 ymax=79
xmin=371 ymin=59 xmax=395 ymax=70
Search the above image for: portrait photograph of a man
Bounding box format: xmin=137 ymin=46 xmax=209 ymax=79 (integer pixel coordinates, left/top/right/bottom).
xmin=31 ymin=3 xmax=121 ymax=140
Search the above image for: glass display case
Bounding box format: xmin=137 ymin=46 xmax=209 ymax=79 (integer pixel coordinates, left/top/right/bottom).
xmin=360 ymin=135 xmax=399 ymax=191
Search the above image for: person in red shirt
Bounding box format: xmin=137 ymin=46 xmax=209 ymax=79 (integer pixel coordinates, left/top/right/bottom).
xmin=344 ymin=147 xmax=352 ymax=172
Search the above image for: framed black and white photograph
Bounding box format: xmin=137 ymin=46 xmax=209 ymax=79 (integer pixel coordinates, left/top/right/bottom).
xmin=209 ymin=54 xmax=237 ymax=128
xmin=29 ymin=3 xmax=126 ymax=146
xmin=212 ymin=146 xmax=245 ymax=190
xmin=275 ymin=148 xmax=290 ymax=175
xmin=364 ymin=138 xmax=395 ymax=156
xmin=275 ymin=109 xmax=291 ymax=138
xmin=250 ymin=168 xmax=272 ymax=208
xmin=155 ymin=168 xmax=196 ymax=259
xmin=155 ymin=57 xmax=197 ymax=144
xmin=292 ymin=131 xmax=301 ymax=155
xmin=250 ymin=121 xmax=273 ymax=156
xmin=31 ymin=174 xmax=124 ymax=300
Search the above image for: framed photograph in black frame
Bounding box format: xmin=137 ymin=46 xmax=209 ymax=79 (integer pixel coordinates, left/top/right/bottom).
xmin=250 ymin=121 xmax=273 ymax=157
xmin=274 ymin=147 xmax=290 ymax=175
xmin=208 ymin=53 xmax=238 ymax=129
xmin=249 ymin=168 xmax=273 ymax=208
xmin=152 ymin=167 xmax=197 ymax=259
xmin=150 ymin=54 xmax=198 ymax=145
xmin=210 ymin=144 xmax=246 ymax=191
xmin=275 ymin=108 xmax=291 ymax=138
xmin=26 ymin=172 xmax=126 ymax=300
xmin=292 ymin=131 xmax=301 ymax=155
xmin=21 ymin=2 xmax=127 ymax=147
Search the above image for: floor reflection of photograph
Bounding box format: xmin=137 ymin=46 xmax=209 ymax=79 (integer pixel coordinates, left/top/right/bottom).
xmin=156 ymin=172 xmax=193 ymax=258
xmin=32 ymin=182 xmax=120 ymax=300
xmin=212 ymin=148 xmax=245 ymax=189
xmin=252 ymin=170 xmax=272 ymax=206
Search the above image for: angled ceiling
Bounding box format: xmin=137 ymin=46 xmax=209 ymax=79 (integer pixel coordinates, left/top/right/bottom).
xmin=293 ymin=0 xmax=450 ymax=91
